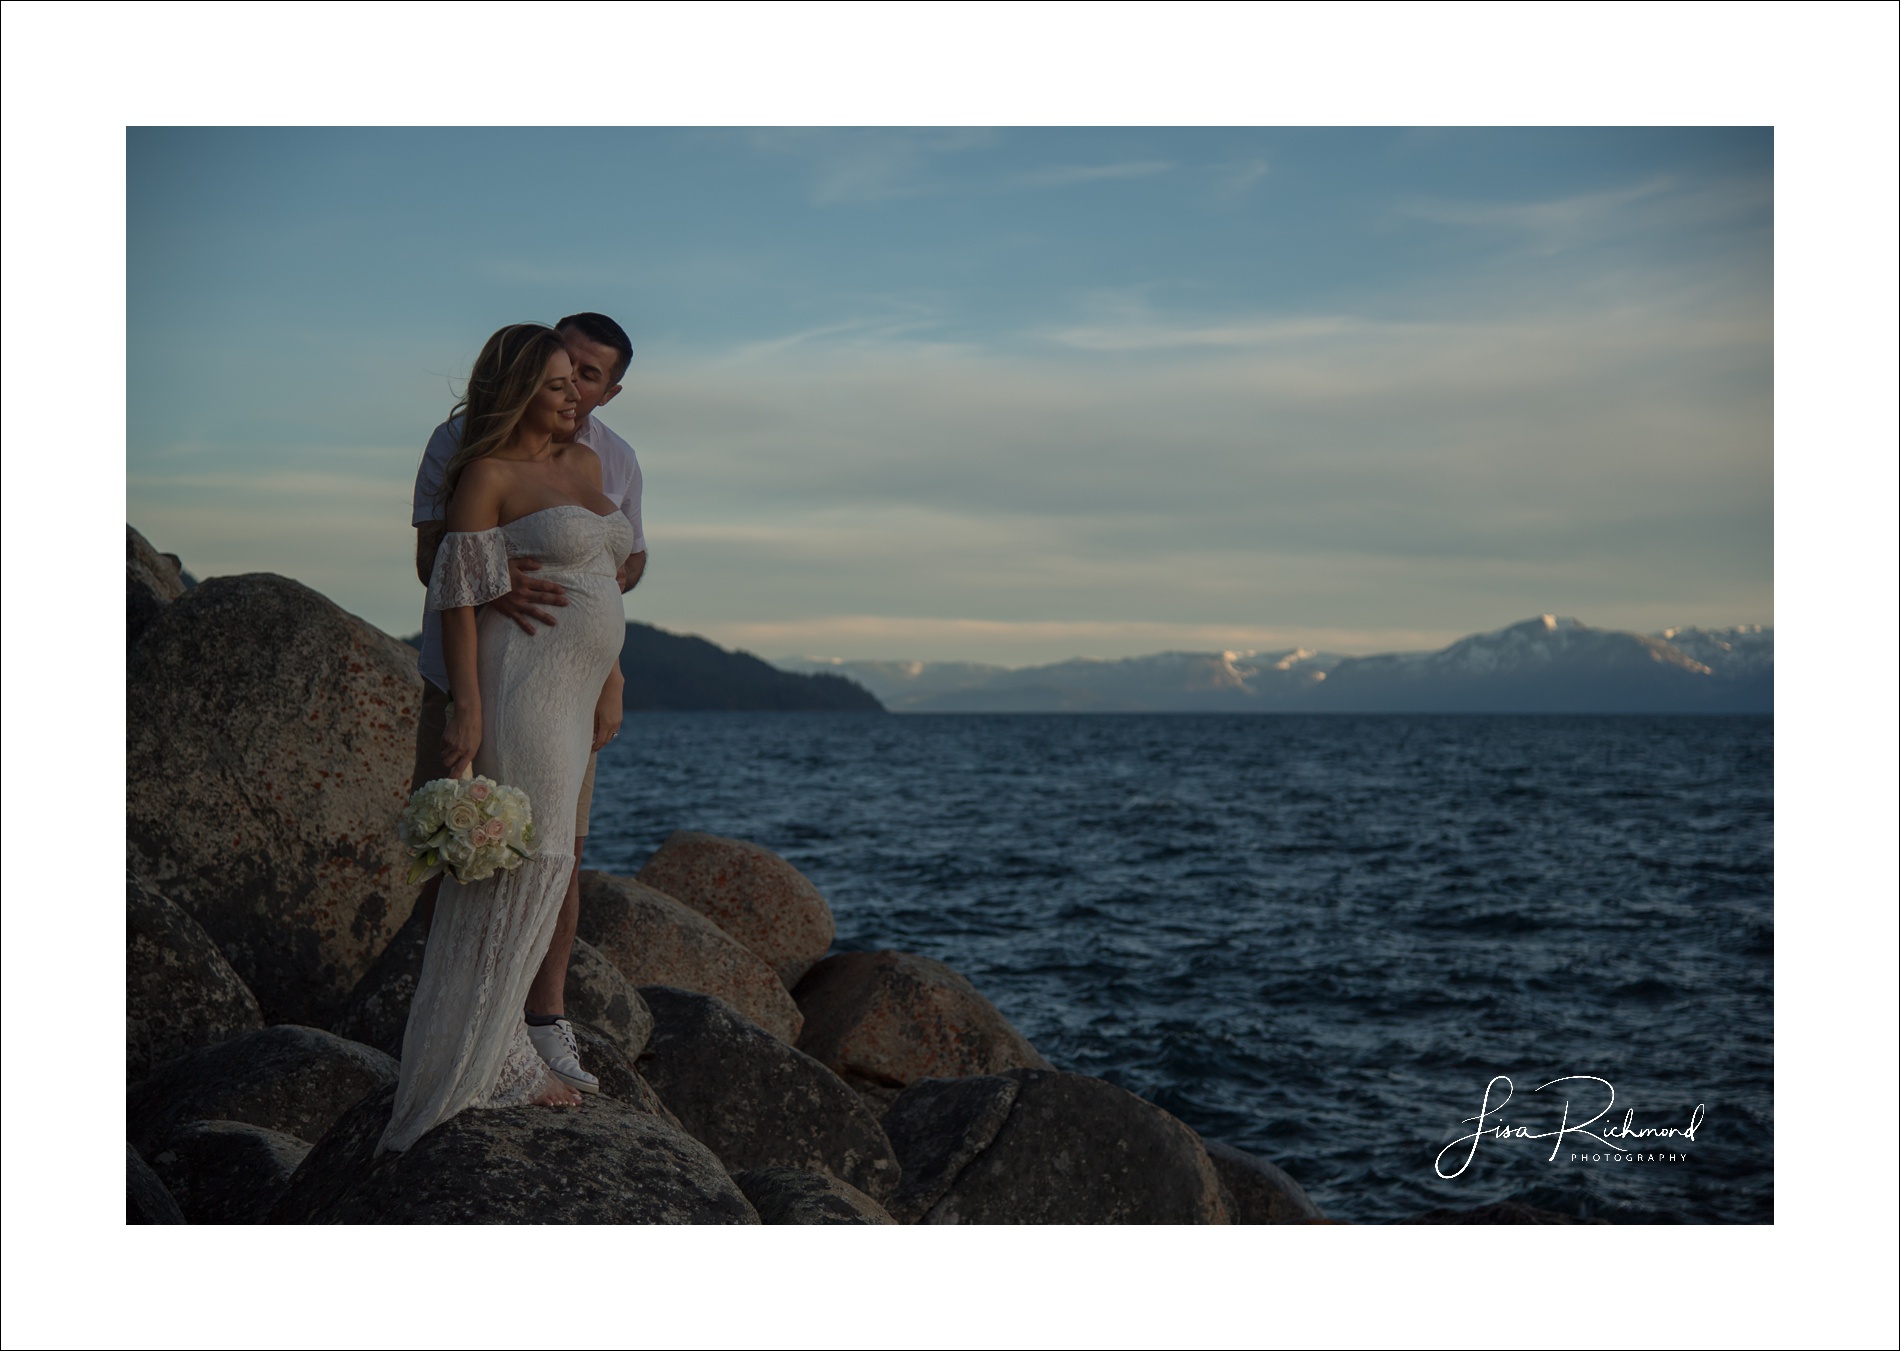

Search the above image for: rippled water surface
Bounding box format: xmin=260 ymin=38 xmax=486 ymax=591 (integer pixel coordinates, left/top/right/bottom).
xmin=589 ymin=713 xmax=1773 ymax=1223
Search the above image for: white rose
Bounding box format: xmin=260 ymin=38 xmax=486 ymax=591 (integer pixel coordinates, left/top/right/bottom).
xmin=445 ymin=800 xmax=483 ymax=834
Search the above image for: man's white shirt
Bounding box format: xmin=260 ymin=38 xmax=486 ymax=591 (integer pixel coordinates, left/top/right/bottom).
xmin=412 ymin=415 xmax=645 ymax=692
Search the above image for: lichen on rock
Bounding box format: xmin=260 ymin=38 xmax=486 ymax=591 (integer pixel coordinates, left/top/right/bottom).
xmin=887 ymin=1068 xmax=1230 ymax=1224
xmin=271 ymin=1085 xmax=758 ymax=1224
xmin=144 ymin=1119 xmax=312 ymax=1224
xmin=128 ymin=1024 xmax=397 ymax=1155
xmin=636 ymin=985 xmax=899 ymax=1202
xmin=127 ymin=873 xmax=265 ymax=1082
xmin=128 ymin=572 xmax=424 ymax=1027
xmin=636 ymin=832 xmax=835 ymax=988
xmin=794 ymin=949 xmax=1051 ymax=1105
xmin=578 ymin=871 xmax=803 ymax=1043
xmin=734 ymin=1167 xmax=896 ymax=1224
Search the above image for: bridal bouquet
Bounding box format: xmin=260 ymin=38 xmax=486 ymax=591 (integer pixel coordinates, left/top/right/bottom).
xmin=399 ymin=774 xmax=537 ymax=885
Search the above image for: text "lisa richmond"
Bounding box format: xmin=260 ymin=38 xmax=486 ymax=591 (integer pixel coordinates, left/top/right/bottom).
xmin=1435 ymin=1075 xmax=1705 ymax=1180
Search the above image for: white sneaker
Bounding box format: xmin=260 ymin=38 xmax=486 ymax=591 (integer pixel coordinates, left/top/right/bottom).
xmin=526 ymin=1018 xmax=600 ymax=1095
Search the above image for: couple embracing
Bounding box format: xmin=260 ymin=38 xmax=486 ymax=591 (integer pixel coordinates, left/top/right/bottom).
xmin=384 ymin=313 xmax=645 ymax=1152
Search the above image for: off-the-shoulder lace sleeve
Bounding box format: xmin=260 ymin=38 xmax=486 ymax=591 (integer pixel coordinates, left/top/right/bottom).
xmin=427 ymin=529 xmax=511 ymax=610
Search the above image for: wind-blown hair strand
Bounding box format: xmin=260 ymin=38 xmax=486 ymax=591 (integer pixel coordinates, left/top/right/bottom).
xmin=439 ymin=323 xmax=567 ymax=506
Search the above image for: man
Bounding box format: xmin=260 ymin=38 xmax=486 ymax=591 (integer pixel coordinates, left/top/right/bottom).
xmin=409 ymin=311 xmax=646 ymax=1094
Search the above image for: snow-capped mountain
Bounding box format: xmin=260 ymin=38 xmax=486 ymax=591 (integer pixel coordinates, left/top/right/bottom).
xmin=777 ymin=649 xmax=1342 ymax=712
xmin=1311 ymin=615 xmax=1768 ymax=712
xmin=1649 ymin=625 xmax=1774 ymax=680
xmin=776 ymin=616 xmax=1772 ymax=713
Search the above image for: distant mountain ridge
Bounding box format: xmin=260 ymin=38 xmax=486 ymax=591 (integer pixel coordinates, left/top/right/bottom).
xmin=400 ymin=623 xmax=884 ymax=712
xmin=616 ymin=623 xmax=882 ymax=711
xmin=777 ymin=616 xmax=1772 ymax=713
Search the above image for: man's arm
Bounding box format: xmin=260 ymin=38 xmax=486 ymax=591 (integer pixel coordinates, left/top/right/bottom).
xmin=415 ymin=520 xmax=446 ymax=585
xmin=607 ymin=437 xmax=646 ymax=595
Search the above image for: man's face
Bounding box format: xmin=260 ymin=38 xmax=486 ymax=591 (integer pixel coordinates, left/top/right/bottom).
xmin=560 ymin=328 xmax=625 ymax=422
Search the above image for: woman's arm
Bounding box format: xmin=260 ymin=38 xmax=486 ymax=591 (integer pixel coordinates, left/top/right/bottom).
xmin=438 ymin=464 xmax=506 ymax=775
xmin=591 ymin=665 xmax=625 ymax=752
xmin=439 ymin=606 xmax=481 ymax=776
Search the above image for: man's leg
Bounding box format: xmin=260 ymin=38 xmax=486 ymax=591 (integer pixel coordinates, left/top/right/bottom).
xmin=526 ymin=749 xmax=594 ymax=1016
xmin=524 ymin=754 xmax=598 ymax=1092
xmin=409 ymin=683 xmax=452 ymax=931
xmin=525 ymin=845 xmax=583 ymax=1019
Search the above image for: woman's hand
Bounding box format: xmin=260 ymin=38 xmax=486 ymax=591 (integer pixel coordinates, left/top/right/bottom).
xmin=591 ymin=668 xmax=625 ymax=753
xmin=441 ymin=698 xmax=482 ymax=778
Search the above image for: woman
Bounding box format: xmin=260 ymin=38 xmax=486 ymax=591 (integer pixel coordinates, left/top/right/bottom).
xmin=381 ymin=323 xmax=635 ymax=1152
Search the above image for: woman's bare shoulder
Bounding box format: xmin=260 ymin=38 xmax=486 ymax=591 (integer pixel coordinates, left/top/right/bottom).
xmin=555 ymin=441 xmax=605 ymax=486
xmin=446 ymin=458 xmax=509 ymax=531
xmin=459 ymin=456 xmax=514 ymax=487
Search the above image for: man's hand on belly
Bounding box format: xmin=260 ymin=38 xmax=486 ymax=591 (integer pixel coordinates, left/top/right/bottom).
xmin=490 ymin=556 xmax=569 ymax=635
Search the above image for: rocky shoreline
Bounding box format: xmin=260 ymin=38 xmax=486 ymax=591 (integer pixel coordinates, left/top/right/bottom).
xmin=127 ymin=524 xmax=1590 ymax=1225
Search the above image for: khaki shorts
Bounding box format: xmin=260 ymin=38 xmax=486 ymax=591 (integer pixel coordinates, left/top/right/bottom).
xmin=413 ymin=682 xmax=596 ymax=839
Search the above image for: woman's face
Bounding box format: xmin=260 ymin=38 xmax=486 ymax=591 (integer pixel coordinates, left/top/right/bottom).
xmin=523 ymin=348 xmax=579 ymax=438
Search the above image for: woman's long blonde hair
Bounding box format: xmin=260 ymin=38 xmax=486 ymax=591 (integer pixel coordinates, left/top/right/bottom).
xmin=438 ymin=323 xmax=567 ymax=506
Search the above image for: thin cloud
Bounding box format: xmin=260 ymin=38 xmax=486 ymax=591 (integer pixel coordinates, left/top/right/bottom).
xmin=746 ymin=127 xmax=997 ymax=204
xmin=1044 ymin=313 xmax=1369 ymax=351
xmin=1005 ymin=160 xmax=1173 ymax=189
xmin=620 ymin=280 xmax=1770 ymax=622
xmin=746 ymin=131 xmax=1174 ymax=202
xmin=1402 ymin=176 xmax=1675 ymax=234
xmin=1397 ymin=174 xmax=1772 ymax=254
xmin=1212 ymin=158 xmax=1270 ymax=195
xmin=720 ymin=316 xmax=948 ymax=362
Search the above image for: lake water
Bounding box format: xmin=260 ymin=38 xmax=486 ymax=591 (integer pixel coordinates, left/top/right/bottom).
xmin=587 ymin=713 xmax=1774 ymax=1224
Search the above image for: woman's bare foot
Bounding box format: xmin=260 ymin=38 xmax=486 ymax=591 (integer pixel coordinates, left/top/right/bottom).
xmin=532 ymin=1079 xmax=583 ymax=1107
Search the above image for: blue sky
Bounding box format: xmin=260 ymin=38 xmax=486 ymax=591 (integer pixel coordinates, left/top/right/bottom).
xmin=127 ymin=127 xmax=1771 ymax=662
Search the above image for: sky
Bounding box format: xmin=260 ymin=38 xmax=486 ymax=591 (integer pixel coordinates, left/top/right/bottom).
xmin=126 ymin=127 xmax=1772 ymax=664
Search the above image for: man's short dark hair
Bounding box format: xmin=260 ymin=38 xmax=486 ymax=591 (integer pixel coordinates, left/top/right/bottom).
xmin=556 ymin=311 xmax=633 ymax=382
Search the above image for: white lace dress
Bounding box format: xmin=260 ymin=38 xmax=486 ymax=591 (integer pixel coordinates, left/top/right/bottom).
xmin=381 ymin=505 xmax=635 ymax=1153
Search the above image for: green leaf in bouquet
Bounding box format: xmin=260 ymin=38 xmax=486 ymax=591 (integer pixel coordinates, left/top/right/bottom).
xmin=405 ymin=851 xmax=445 ymax=887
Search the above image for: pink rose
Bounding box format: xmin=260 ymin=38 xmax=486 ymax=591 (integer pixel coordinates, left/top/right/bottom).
xmin=484 ymin=818 xmax=506 ymax=842
xmin=466 ymin=781 xmax=492 ymax=802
